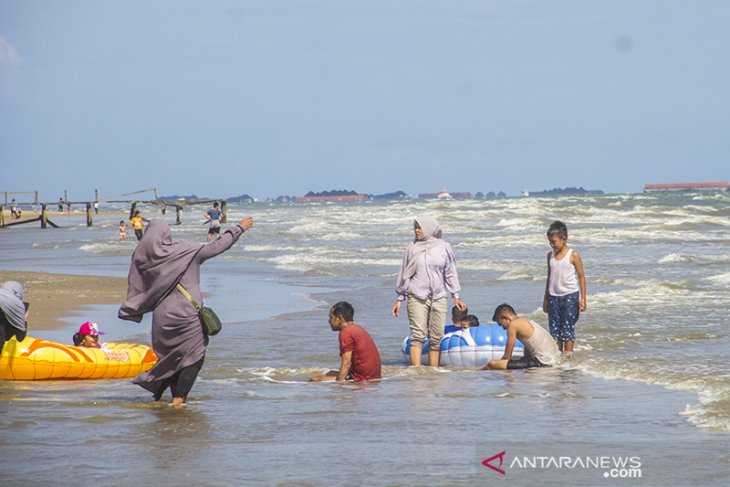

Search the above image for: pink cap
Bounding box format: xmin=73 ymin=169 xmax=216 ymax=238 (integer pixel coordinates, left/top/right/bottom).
xmin=78 ymin=321 xmax=105 ymax=336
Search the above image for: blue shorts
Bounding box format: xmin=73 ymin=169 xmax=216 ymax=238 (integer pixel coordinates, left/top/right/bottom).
xmin=548 ymin=291 xmax=580 ymax=342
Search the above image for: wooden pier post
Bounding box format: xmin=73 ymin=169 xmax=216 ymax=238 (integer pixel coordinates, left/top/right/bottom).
xmin=86 ymin=202 xmax=93 ymax=227
xmin=176 ymin=205 xmax=182 ymax=225
xmin=221 ymin=200 xmax=227 ymax=224
xmin=41 ymin=204 xmax=48 ymax=229
xmin=129 ymin=202 xmax=137 ymax=220
xmin=0 ymin=205 xmax=5 ymax=228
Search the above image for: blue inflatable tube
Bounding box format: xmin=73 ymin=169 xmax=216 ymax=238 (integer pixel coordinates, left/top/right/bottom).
xmin=401 ymin=324 xmax=525 ymax=367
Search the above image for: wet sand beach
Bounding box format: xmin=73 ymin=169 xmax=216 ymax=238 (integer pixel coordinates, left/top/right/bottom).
xmin=0 ymin=270 xmax=127 ymax=331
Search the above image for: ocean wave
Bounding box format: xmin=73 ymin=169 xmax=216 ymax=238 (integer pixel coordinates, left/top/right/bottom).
xmin=457 ymin=259 xmax=517 ymax=272
xmin=244 ymin=244 xmax=308 ymax=253
xmin=31 ymin=242 xmax=63 ymax=249
xmin=658 ymin=253 xmax=697 ymax=264
xmin=496 ymin=265 xmax=543 ymax=281
xmin=680 ymin=388 xmax=730 ymax=432
xmin=496 ymin=217 xmax=544 ymax=229
xmin=269 ymin=252 xmax=400 ymax=274
xmin=572 ymin=360 xmax=730 ymax=432
xmin=79 ymin=241 xmax=133 ymax=254
xmin=661 ymin=253 xmax=730 ymax=269
xmin=589 ymin=278 xmax=716 ymax=306
xmin=457 ymin=236 xmax=545 ymax=249
xmin=706 ymin=272 xmax=730 ymax=285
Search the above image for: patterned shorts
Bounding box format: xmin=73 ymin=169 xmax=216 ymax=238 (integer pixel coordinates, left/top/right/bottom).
xmin=548 ymin=291 xmax=580 ymax=342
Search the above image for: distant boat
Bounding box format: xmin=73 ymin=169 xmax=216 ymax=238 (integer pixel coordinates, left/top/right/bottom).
xmin=436 ymin=189 xmax=453 ymax=200
xmin=521 ymin=189 xmax=530 ymax=197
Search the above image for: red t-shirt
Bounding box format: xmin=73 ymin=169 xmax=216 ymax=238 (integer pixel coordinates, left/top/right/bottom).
xmin=339 ymin=323 xmax=381 ymax=381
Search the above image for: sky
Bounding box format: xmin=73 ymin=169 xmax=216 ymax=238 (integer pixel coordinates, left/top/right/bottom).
xmin=1 ymin=0 xmax=728 ymax=202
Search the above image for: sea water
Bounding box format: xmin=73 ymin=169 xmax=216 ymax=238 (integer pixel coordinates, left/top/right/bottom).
xmin=0 ymin=193 xmax=728 ymax=486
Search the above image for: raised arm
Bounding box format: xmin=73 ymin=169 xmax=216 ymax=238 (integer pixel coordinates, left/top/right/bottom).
xmin=196 ymin=216 xmax=253 ymax=262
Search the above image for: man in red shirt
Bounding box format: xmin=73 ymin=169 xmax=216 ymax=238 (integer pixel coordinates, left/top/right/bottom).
xmin=310 ymin=301 xmax=381 ymax=382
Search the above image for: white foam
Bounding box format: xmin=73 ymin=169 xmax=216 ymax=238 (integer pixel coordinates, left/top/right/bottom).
xmin=570 ymin=361 xmax=730 ymax=432
xmin=497 ymin=265 xmax=543 ymax=281
xmin=706 ymin=272 xmax=730 ymax=285
xmin=457 ymin=259 xmax=516 ymax=272
xmin=658 ymin=253 xmax=696 ymax=264
xmin=270 ymin=251 xmax=400 ymax=273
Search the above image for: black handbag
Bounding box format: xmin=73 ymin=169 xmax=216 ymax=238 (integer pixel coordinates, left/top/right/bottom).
xmin=176 ymin=283 xmax=223 ymax=336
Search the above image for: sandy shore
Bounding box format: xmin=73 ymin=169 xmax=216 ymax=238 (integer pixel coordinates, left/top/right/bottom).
xmin=0 ymin=270 xmax=127 ymax=331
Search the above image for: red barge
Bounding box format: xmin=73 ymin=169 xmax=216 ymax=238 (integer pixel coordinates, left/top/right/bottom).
xmin=644 ymin=182 xmax=729 ymax=192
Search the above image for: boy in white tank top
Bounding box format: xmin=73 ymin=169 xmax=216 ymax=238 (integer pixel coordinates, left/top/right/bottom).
xmin=543 ymin=220 xmax=586 ymax=358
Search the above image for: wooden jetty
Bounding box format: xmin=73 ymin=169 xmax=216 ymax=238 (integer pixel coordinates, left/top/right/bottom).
xmin=2 ymin=201 xmax=101 ymax=228
xmin=1 ymin=187 xmax=228 ymax=229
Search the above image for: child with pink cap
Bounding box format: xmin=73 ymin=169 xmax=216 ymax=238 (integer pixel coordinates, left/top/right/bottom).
xmin=72 ymin=321 xmax=106 ymax=348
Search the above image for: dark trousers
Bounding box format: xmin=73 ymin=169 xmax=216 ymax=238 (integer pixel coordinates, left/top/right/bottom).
xmin=154 ymin=356 xmax=205 ymax=401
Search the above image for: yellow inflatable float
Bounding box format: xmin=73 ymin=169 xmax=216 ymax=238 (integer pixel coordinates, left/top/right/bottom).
xmin=0 ymin=336 xmax=157 ymax=380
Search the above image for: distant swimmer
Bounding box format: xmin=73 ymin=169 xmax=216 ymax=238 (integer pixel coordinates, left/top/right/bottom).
xmin=543 ymin=220 xmax=586 ymax=358
xmin=310 ymin=301 xmax=381 ymax=382
xmin=483 ymin=303 xmax=560 ymax=370
xmin=205 ymin=202 xmax=222 ymax=242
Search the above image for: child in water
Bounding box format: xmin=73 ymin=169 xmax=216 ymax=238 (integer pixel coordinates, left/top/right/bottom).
xmin=119 ymin=220 xmax=127 ymax=241
xmin=543 ymin=220 xmax=586 ymax=358
xmin=72 ymin=321 xmax=106 ymax=348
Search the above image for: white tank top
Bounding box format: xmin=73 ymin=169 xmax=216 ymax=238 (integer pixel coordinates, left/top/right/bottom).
xmin=548 ymin=248 xmax=579 ymax=297
xmin=524 ymin=320 xmax=560 ymax=366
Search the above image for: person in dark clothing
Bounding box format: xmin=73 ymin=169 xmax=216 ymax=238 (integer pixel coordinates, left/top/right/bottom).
xmin=119 ymin=216 xmax=253 ymax=407
xmin=0 ymin=281 xmax=28 ymax=353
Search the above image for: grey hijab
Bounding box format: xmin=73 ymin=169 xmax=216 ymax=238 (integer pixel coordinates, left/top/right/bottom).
xmin=400 ymin=215 xmax=445 ymax=280
xmin=0 ymin=281 xmax=26 ymax=332
xmin=118 ymin=219 xmax=202 ymax=322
